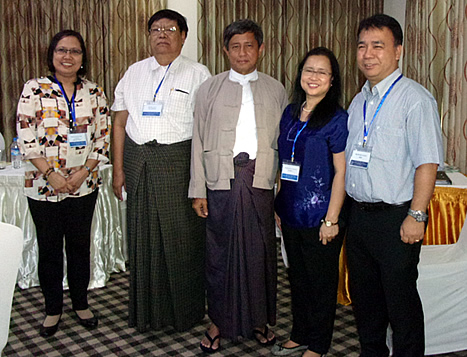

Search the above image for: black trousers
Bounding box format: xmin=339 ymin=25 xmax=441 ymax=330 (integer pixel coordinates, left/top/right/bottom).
xmin=346 ymin=200 xmax=424 ymax=357
xmin=28 ymin=189 xmax=98 ymax=315
xmin=282 ymin=224 xmax=343 ymax=354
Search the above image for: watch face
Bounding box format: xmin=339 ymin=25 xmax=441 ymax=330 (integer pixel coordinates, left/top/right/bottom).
xmin=325 ymin=221 xmax=332 ymax=227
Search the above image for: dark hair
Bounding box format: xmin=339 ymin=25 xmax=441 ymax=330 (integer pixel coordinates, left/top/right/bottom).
xmin=358 ymin=14 xmax=403 ymax=46
xmin=291 ymin=47 xmax=342 ymax=129
xmin=223 ymin=19 xmax=263 ymax=49
xmin=47 ymin=30 xmax=87 ymax=77
xmin=148 ymin=9 xmax=188 ymax=36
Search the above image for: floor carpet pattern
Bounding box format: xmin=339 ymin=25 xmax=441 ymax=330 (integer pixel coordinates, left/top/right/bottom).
xmin=3 ymin=249 xmax=467 ymax=356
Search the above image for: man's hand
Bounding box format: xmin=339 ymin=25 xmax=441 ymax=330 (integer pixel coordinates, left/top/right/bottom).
xmin=112 ymin=169 xmax=126 ymax=201
xmin=274 ymin=212 xmax=282 ymax=231
xmin=192 ymin=198 xmax=208 ymax=218
xmin=400 ymin=215 xmax=425 ymax=244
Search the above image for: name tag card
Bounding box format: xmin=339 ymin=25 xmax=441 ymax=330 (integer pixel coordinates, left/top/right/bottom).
xmin=349 ymin=145 xmax=372 ymax=169
xmin=142 ymin=101 xmax=163 ymax=117
xmin=68 ymin=126 xmax=87 ymax=147
xmin=281 ymin=160 xmax=301 ymax=182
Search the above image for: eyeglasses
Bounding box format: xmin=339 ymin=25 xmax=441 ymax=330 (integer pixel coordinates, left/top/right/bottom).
xmin=302 ymin=68 xmax=332 ymax=78
xmin=149 ymin=26 xmax=178 ymax=36
xmin=55 ymin=47 xmax=83 ymax=56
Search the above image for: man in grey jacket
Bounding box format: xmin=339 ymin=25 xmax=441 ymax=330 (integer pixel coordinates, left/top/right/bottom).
xmin=189 ymin=19 xmax=288 ymax=353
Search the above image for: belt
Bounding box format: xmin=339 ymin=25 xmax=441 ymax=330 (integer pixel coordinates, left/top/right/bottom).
xmin=351 ymin=198 xmax=410 ymax=212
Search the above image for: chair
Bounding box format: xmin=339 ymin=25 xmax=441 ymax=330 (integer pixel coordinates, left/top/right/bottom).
xmin=0 ymin=222 xmax=23 ymax=354
xmin=417 ymin=221 xmax=467 ymax=355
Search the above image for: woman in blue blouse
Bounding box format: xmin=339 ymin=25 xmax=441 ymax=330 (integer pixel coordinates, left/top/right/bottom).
xmin=272 ymin=47 xmax=348 ymax=357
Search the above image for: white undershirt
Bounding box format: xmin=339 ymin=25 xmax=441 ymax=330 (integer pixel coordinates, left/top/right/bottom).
xmin=229 ymin=69 xmax=258 ymax=159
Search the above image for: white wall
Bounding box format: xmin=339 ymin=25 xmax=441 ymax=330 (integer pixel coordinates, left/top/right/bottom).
xmin=384 ymin=0 xmax=407 ymax=33
xmin=167 ymin=0 xmax=198 ymax=61
xmin=384 ymin=0 xmax=407 ymax=67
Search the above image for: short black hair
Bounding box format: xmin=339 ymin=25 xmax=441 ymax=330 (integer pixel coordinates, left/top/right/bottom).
xmin=47 ymin=30 xmax=87 ymax=77
xmin=291 ymin=47 xmax=342 ymax=128
xmin=223 ymin=19 xmax=263 ymax=49
xmin=358 ymin=14 xmax=403 ymax=46
xmin=148 ymin=9 xmax=188 ymax=35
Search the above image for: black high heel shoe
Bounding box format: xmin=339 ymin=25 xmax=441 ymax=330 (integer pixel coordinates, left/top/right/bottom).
xmin=74 ymin=310 xmax=98 ymax=329
xmin=39 ymin=315 xmax=61 ymax=337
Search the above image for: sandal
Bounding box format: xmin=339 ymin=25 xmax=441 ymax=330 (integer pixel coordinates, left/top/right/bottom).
xmin=200 ymin=331 xmax=221 ymax=353
xmin=253 ymin=325 xmax=277 ymax=346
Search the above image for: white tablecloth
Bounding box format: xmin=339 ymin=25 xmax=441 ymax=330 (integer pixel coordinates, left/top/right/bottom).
xmin=0 ymin=163 xmax=126 ymax=289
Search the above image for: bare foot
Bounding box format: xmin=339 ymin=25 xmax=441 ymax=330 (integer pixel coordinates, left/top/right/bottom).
xmin=253 ymin=325 xmax=276 ymax=344
xmin=302 ymin=350 xmax=323 ymax=357
xmin=281 ymin=339 xmax=301 ymax=349
xmin=200 ymin=323 xmax=220 ymax=350
xmin=42 ymin=314 xmax=61 ymax=327
xmin=75 ymin=309 xmax=94 ymax=319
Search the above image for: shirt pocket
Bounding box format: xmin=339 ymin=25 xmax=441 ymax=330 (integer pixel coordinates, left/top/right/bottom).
xmin=203 ymin=150 xmax=219 ymax=185
xmin=371 ymin=126 xmax=405 ymax=161
xmin=165 ymin=89 xmax=192 ymax=125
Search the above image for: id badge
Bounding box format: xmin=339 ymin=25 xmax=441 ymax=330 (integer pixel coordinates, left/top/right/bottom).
xmin=142 ymin=100 xmax=163 ymax=117
xmin=281 ymin=160 xmax=301 ymax=182
xmin=349 ymin=144 xmax=372 ymax=169
xmin=68 ymin=126 xmax=87 ymax=147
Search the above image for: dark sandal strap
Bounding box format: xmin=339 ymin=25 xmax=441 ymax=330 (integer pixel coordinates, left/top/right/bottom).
xmin=204 ymin=331 xmax=220 ymax=347
xmin=253 ymin=325 xmax=274 ymax=341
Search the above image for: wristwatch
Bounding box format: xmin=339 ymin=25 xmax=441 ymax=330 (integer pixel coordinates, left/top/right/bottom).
xmin=407 ymin=209 xmax=428 ymax=222
xmin=321 ymin=219 xmax=337 ymax=227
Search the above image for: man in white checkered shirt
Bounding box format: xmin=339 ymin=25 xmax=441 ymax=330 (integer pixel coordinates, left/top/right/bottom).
xmin=111 ymin=9 xmax=211 ymax=333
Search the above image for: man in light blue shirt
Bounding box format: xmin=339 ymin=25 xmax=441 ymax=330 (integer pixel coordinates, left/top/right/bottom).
xmin=345 ymin=14 xmax=443 ymax=357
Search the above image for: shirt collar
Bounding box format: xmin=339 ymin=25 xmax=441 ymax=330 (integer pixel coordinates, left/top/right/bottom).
xmin=150 ymin=54 xmax=182 ymax=72
xmin=362 ymin=68 xmax=402 ymax=100
xmin=48 ymin=75 xmax=82 ymax=85
xmin=229 ymin=68 xmax=258 ymax=85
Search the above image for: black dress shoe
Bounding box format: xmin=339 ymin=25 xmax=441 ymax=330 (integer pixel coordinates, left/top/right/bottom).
xmin=74 ymin=310 xmax=98 ymax=329
xmin=39 ymin=316 xmax=61 ymax=337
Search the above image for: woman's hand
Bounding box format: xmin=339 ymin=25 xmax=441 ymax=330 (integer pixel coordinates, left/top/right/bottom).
xmin=47 ymin=172 xmax=68 ymax=193
xmin=319 ymin=223 xmax=339 ymax=245
xmin=66 ymin=168 xmax=88 ymax=193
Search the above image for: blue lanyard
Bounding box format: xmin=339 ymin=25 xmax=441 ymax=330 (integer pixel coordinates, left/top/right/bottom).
xmin=154 ymin=62 xmax=172 ymax=100
xmin=54 ymin=75 xmax=76 ymax=126
xmin=363 ymin=74 xmax=403 ymax=147
xmin=291 ymin=121 xmax=308 ymax=162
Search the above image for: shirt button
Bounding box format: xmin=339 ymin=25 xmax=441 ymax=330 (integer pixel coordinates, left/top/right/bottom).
xmin=369 ymin=101 xmax=374 ymax=105
xmin=352 ymin=183 xmax=356 ymax=187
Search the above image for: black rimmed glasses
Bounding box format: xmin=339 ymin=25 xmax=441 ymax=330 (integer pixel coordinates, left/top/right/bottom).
xmin=55 ymin=47 xmax=83 ymax=56
xmin=149 ymin=26 xmax=178 ymax=36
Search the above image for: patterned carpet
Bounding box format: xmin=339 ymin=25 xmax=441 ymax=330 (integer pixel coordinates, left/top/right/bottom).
xmin=3 ymin=250 xmax=467 ymax=357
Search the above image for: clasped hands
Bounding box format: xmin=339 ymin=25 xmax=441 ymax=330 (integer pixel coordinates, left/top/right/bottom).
xmin=48 ymin=167 xmax=88 ymax=194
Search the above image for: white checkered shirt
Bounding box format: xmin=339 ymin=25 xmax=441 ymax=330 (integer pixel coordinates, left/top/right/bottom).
xmin=112 ymin=55 xmax=211 ymax=145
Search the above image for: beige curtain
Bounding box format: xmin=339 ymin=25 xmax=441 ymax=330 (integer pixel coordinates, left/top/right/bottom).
xmin=197 ymin=0 xmax=383 ymax=107
xmin=0 ymin=0 xmax=166 ymax=148
xmin=405 ymin=0 xmax=467 ymax=173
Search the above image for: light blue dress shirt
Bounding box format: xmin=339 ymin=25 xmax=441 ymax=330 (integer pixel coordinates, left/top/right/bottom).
xmin=345 ymin=69 xmax=444 ymax=204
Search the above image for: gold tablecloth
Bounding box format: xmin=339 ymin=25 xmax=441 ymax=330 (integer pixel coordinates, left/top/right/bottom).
xmin=337 ymin=184 xmax=467 ymax=306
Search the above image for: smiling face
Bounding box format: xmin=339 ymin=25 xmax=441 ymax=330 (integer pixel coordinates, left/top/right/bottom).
xmin=224 ymin=32 xmax=264 ymax=75
xmin=300 ymin=55 xmax=333 ymax=104
xmin=149 ymin=18 xmax=186 ymax=64
xmin=357 ymin=26 xmax=402 ymax=87
xmin=52 ymin=36 xmax=83 ymax=82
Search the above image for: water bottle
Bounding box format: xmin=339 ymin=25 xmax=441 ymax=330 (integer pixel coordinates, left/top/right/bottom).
xmin=10 ymin=137 xmax=22 ymax=169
